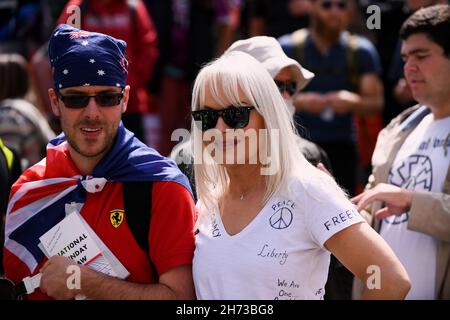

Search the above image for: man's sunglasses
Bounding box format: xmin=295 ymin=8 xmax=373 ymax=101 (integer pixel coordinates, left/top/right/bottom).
xmin=274 ymin=80 xmax=297 ymax=96
xmin=192 ymin=106 xmax=255 ymax=131
xmin=57 ymin=90 xmax=124 ymax=109
xmin=321 ymin=1 xmax=347 ymax=10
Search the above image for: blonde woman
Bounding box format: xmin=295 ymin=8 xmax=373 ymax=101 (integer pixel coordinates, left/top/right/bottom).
xmin=191 ymin=51 xmax=410 ymax=300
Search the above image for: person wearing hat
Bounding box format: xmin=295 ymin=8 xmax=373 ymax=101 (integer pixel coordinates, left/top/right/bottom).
xmin=0 ymin=138 xmax=21 ymax=276
xmin=3 ymin=24 xmax=196 ymax=300
xmin=225 ymin=36 xmax=331 ymax=170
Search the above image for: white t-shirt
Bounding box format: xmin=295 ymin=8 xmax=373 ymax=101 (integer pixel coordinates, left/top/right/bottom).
xmin=193 ymin=177 xmax=365 ymax=300
xmin=380 ymin=113 xmax=450 ymax=300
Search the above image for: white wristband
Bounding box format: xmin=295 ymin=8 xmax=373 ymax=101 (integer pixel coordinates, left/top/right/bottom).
xmin=23 ymin=273 xmax=42 ymax=294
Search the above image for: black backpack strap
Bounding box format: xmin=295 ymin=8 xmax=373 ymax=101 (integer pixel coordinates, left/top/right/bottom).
xmin=291 ymin=28 xmax=361 ymax=91
xmin=123 ymin=181 xmax=153 ymax=253
xmin=346 ymin=33 xmax=360 ymax=92
xmin=0 ymin=145 xmax=10 ymax=217
xmin=291 ymin=28 xmax=309 ymax=65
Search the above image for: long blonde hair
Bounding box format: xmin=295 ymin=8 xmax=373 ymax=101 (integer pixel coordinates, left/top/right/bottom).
xmin=191 ymin=51 xmax=345 ymax=220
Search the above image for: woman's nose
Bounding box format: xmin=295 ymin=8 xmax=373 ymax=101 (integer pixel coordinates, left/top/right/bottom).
xmin=215 ymin=116 xmax=229 ymax=131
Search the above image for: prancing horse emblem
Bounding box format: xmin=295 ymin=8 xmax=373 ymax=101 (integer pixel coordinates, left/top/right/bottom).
xmin=110 ymin=209 xmax=124 ymax=228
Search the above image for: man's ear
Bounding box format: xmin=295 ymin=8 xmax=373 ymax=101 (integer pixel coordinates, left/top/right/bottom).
xmin=121 ymin=85 xmax=130 ymax=114
xmin=48 ymin=88 xmax=61 ymax=117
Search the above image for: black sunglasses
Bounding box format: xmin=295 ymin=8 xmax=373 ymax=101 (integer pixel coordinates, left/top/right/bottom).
xmin=321 ymin=1 xmax=347 ymax=10
xmin=57 ymin=90 xmax=124 ymax=109
xmin=274 ymin=80 xmax=297 ymax=96
xmin=192 ymin=106 xmax=255 ymax=131
xmin=0 ymin=277 xmax=26 ymax=300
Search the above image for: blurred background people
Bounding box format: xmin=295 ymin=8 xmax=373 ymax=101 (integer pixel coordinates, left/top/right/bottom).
xmin=0 ymin=138 xmax=21 ymax=276
xmin=0 ymin=0 xmax=46 ymax=59
xmin=278 ymin=0 xmax=384 ymax=299
xmin=225 ymin=36 xmax=332 ymax=169
xmin=279 ymin=0 xmax=384 ymax=197
xmin=0 ymin=53 xmax=55 ymax=171
xmin=145 ymin=0 xmax=240 ymax=155
xmin=247 ymin=0 xmax=312 ymax=37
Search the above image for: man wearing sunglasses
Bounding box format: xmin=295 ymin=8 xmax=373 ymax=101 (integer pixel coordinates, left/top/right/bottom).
xmin=279 ymin=0 xmax=384 ymax=196
xmin=279 ymin=0 xmax=384 ymax=299
xmin=3 ymin=24 xmax=196 ymax=300
xmin=226 ymin=36 xmax=332 ymax=170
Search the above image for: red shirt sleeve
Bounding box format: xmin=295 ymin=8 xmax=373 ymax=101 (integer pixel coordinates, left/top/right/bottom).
xmin=149 ymin=181 xmax=195 ymax=276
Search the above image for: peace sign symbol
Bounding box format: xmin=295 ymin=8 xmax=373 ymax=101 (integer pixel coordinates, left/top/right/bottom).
xmin=269 ymin=207 xmax=293 ymax=230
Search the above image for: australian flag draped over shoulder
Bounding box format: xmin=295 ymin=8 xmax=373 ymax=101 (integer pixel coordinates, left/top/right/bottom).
xmin=4 ymin=123 xmax=192 ymax=273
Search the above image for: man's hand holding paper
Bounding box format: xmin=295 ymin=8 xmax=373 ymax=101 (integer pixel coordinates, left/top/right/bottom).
xmin=39 ymin=256 xmax=83 ymax=300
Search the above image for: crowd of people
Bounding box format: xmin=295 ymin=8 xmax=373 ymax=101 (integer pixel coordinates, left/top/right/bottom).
xmin=0 ymin=0 xmax=449 ymax=300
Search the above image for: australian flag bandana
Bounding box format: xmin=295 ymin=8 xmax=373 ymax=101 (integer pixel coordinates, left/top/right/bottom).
xmin=48 ymin=24 xmax=129 ymax=90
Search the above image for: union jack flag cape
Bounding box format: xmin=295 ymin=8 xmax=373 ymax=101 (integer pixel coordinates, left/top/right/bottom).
xmin=4 ymin=123 xmax=191 ymax=273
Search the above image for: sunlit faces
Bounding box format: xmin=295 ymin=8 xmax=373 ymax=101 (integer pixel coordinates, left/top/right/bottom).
xmin=401 ymin=33 xmax=450 ymax=112
xmin=196 ymin=85 xmax=268 ymax=167
xmin=49 ymin=85 xmax=129 ymax=162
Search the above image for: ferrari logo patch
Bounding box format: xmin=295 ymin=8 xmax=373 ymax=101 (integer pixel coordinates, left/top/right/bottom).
xmin=110 ymin=209 xmax=124 ymax=228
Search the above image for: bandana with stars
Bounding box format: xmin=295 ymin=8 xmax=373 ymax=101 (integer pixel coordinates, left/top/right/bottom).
xmin=48 ymin=24 xmax=129 ymax=91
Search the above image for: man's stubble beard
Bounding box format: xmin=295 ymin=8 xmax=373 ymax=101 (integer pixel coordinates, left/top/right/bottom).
xmin=62 ymin=118 xmax=117 ymax=159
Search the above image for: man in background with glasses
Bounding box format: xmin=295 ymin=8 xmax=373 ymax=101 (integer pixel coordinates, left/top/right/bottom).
xmin=225 ymin=36 xmax=332 ymax=170
xmin=3 ymin=24 xmax=196 ymax=300
xmin=279 ymin=0 xmax=384 ymax=299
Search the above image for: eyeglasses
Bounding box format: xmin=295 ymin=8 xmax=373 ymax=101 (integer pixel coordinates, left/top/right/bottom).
xmin=320 ymin=1 xmax=347 ymax=10
xmin=274 ymin=80 xmax=297 ymax=96
xmin=57 ymin=90 xmax=124 ymax=109
xmin=192 ymin=106 xmax=255 ymax=131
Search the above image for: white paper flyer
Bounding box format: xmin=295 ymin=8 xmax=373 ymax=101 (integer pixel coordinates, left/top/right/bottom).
xmin=38 ymin=211 xmax=129 ymax=279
